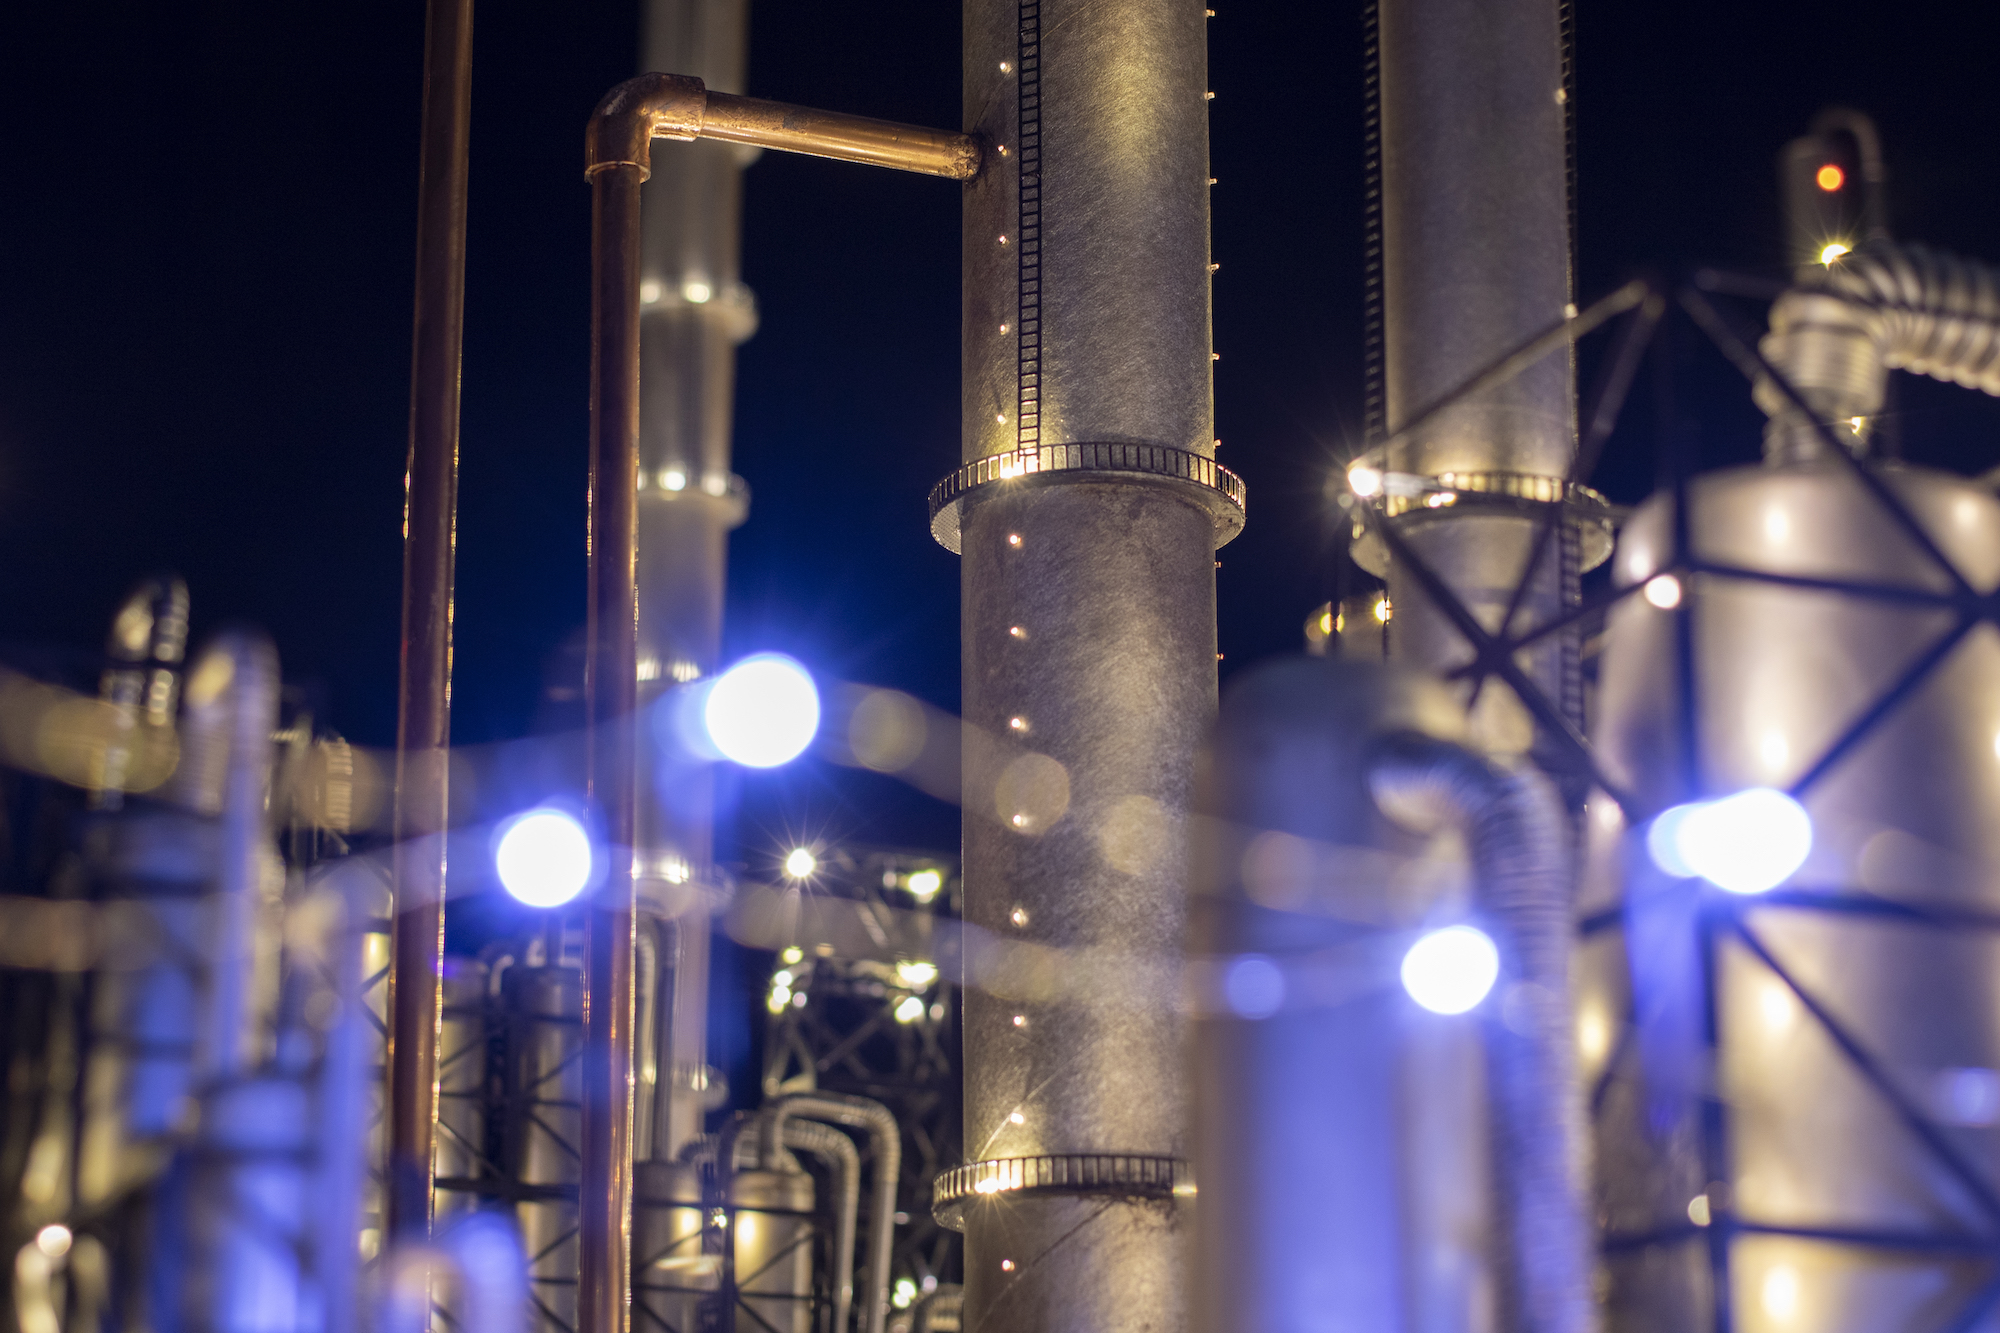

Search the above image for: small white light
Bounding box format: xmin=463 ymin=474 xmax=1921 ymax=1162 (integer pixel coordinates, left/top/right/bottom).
xmin=767 ymin=986 xmax=792 ymax=1014
xmin=682 ymin=280 xmax=713 ymax=304
xmin=896 ymin=960 xmax=939 ymax=989
xmin=893 ymin=995 xmax=925 ymax=1023
xmin=906 ymin=869 xmax=943 ymax=901
xmin=781 ymin=946 xmax=803 ymax=964
xmin=1401 ymin=925 xmax=1500 ymax=1015
xmin=1010 ymin=907 xmax=1028 ymax=926
xmin=1648 ymin=788 xmax=1812 ymax=895
xmin=1008 ymin=716 xmax=1027 ymax=731
xmin=1687 ymin=1194 xmax=1711 ymax=1227
xmin=705 ymin=654 xmax=820 ymax=768
xmin=784 ymin=848 xmax=817 ymax=878
xmin=1012 ymin=1014 xmax=1026 ymax=1027
xmin=663 ymin=468 xmax=687 ymax=491
xmin=640 ymin=280 xmax=663 ymax=305
xmin=1000 ymin=1259 xmax=1015 ymax=1271
xmin=1347 ymin=464 xmax=1384 ymax=497
xmin=791 ymin=990 xmax=808 ymax=1009
xmin=1007 ymin=533 xmax=1022 ymax=547
xmin=35 ymin=1225 xmax=71 ymax=1259
xmin=1643 ymin=574 xmax=1682 ymax=609
xmin=1819 ymin=242 xmax=1851 ymax=267
xmin=1008 ymin=1111 xmax=1025 ymax=1124
xmin=1372 ymin=596 xmax=1392 ymax=624
xmin=495 ymin=808 xmax=595 ymax=909
xmin=892 ymin=1278 xmax=918 ymax=1310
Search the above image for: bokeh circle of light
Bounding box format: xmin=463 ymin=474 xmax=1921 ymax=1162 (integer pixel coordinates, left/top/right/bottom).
xmin=703 ymin=653 xmax=820 ymax=768
xmin=1816 ymin=163 xmax=1844 ymax=192
xmin=1224 ymin=954 xmax=1286 ymax=1020
xmin=784 ymin=847 xmax=817 ymax=878
xmin=1649 ymin=787 xmax=1812 ymax=895
xmin=1401 ymin=925 xmax=1501 ymax=1015
xmin=495 ymin=808 xmax=595 ymax=909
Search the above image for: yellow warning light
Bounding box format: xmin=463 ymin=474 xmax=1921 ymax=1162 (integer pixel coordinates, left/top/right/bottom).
xmin=1815 ymin=163 xmax=1844 ymax=192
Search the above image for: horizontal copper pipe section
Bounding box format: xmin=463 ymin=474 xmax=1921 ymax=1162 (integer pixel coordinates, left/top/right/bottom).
xmin=577 ymin=71 xmax=974 ymax=1333
xmin=586 ymin=72 xmax=982 ymax=184
xmin=700 ymin=90 xmax=982 ymax=179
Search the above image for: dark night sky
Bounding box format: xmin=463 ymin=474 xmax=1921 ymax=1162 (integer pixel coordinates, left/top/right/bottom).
xmin=4 ymin=0 xmax=2000 ymax=868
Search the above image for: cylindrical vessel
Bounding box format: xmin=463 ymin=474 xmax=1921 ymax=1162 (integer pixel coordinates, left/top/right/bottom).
xmin=729 ymin=1167 xmax=818 ymax=1333
xmin=434 ymin=956 xmax=489 ymax=1223
xmin=507 ymin=966 xmax=586 ymax=1333
xmin=951 ymin=2 xmax=1218 ymax=1330
xmin=1191 ymin=659 xmax=1475 ymax=1333
xmin=1587 ymin=460 xmax=2000 ymax=1330
xmin=636 ymin=0 xmax=755 ymax=1161
xmin=1374 ymin=0 xmax=1577 ymax=763
xmin=633 ymin=1161 xmax=714 ymax=1333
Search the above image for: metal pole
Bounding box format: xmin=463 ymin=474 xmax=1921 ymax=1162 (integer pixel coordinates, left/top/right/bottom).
xmin=386 ymin=0 xmax=474 ymax=1242
xmin=585 ymin=72 xmax=978 ymax=1333
xmin=583 ymin=150 xmax=647 ymax=1333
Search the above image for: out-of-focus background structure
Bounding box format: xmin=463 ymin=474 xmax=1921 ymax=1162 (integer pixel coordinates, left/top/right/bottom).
xmin=5 ymin=1 xmax=2000 ymax=1331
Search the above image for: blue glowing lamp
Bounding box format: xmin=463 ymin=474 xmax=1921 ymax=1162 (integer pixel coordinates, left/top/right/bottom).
xmin=495 ymin=808 xmax=596 ymax=908
xmin=1647 ymin=787 xmax=1812 ymax=895
xmin=703 ymin=653 xmax=820 ymax=768
xmin=1401 ymin=925 xmax=1501 ymax=1015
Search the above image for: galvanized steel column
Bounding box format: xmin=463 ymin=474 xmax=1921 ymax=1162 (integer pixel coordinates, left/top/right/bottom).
xmin=635 ymin=0 xmax=753 ymax=1162
xmin=946 ymin=3 xmax=1231 ymax=1330
xmin=1376 ymin=0 xmax=1576 ymax=758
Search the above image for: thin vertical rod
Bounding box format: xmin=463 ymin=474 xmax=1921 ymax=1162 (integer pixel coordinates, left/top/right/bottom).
xmin=387 ymin=0 xmax=474 ymax=1241
xmin=583 ymin=159 xmax=645 ymax=1333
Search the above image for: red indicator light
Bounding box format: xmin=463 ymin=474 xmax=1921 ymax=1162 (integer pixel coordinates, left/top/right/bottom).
xmin=1816 ymin=164 xmax=1845 ymax=192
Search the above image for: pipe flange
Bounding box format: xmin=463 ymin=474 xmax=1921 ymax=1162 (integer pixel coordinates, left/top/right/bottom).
xmin=927 ymin=443 xmax=1246 ymax=554
xmin=931 ymin=1153 xmax=1193 ymax=1231
xmin=1347 ymin=471 xmax=1615 ymax=577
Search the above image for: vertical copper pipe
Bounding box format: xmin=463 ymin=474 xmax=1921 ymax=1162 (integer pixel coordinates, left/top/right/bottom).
xmin=582 ymin=159 xmax=645 ymax=1333
xmin=386 ymin=0 xmax=474 ymax=1241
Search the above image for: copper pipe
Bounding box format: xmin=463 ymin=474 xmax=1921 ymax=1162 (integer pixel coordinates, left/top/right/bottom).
xmin=387 ymin=0 xmax=474 ymax=1241
xmin=579 ymin=71 xmax=977 ymax=1333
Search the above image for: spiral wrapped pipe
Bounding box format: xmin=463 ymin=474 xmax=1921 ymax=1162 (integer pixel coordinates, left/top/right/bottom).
xmin=1759 ymin=243 xmax=2000 ymax=460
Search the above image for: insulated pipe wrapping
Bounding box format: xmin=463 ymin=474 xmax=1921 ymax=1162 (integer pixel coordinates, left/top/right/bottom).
xmin=1368 ymin=735 xmax=1593 ymax=1333
xmin=1759 ymin=243 xmax=2000 ymax=459
xmin=760 ymin=1093 xmax=898 ymax=1333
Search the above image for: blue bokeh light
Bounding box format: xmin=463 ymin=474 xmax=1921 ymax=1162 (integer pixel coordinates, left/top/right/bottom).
xmin=1400 ymin=925 xmax=1500 ymax=1015
xmin=702 ymin=653 xmax=820 ymax=768
xmin=494 ymin=807 xmax=596 ymax=908
xmin=1647 ymin=787 xmax=1812 ymax=895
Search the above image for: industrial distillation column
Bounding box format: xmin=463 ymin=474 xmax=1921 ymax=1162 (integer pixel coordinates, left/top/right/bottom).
xmin=634 ymin=0 xmax=754 ymax=1163
xmin=1373 ymin=0 xmax=1577 ymax=758
xmin=930 ymin=3 xmax=1243 ymax=1330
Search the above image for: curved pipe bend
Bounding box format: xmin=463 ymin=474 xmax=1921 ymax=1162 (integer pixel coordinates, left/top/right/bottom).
xmin=1367 ymin=733 xmax=1594 ymax=1333
xmin=1759 ymin=242 xmax=2000 ymax=459
xmin=761 ymin=1093 xmax=900 ymax=1333
xmin=586 ymin=73 xmax=983 ymax=184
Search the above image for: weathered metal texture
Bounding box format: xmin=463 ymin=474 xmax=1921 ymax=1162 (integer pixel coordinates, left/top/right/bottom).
xmin=636 ymin=0 xmax=752 ymax=1164
xmin=1190 ymin=659 xmax=1474 ymax=1333
xmin=388 ymin=0 xmax=474 ymax=1240
xmin=1587 ymin=461 xmax=2000 ymax=1330
xmin=955 ymin=9 xmax=1215 ymax=1325
xmin=1374 ymin=0 xmax=1576 ymax=759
